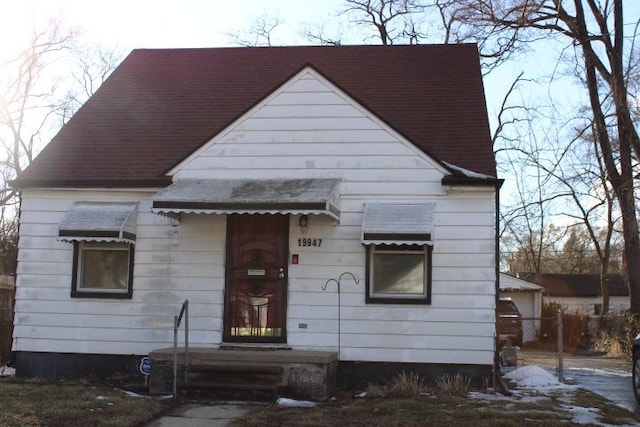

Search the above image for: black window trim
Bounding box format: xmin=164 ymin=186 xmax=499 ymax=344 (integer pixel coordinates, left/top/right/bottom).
xmin=71 ymin=241 xmax=135 ymax=299
xmin=365 ymin=244 xmax=432 ymax=305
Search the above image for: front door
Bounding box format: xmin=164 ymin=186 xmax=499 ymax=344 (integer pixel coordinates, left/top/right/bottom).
xmin=224 ymin=214 xmax=288 ymax=342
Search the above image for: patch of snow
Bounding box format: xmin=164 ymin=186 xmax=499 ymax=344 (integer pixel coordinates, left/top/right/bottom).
xmin=276 ymin=397 xmax=317 ymax=407
xmin=475 ymin=364 xmax=639 ymax=426
xmin=120 ymin=390 xmax=172 ymax=399
xmin=95 ymin=395 xmax=108 ymax=400
xmin=0 ymin=366 xmax=15 ymax=377
xmin=442 ymin=161 xmax=494 ymax=179
xmin=504 ymin=365 xmax=576 ymax=390
xmin=355 ymin=391 xmax=367 ymax=398
xmin=562 ymin=405 xmax=602 ymax=425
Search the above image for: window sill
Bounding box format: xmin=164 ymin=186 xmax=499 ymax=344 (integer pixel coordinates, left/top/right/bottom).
xmin=366 ymin=296 xmax=430 ymax=305
xmin=71 ymin=291 xmax=132 ymax=299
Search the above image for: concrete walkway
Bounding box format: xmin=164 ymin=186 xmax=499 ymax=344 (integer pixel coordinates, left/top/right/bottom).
xmin=519 ymin=350 xmax=640 ymax=413
xmin=144 ymin=402 xmax=266 ymax=427
xmin=562 ymin=354 xmax=639 ymax=413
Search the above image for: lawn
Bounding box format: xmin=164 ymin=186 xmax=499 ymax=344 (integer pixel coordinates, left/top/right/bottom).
xmin=229 ymin=389 xmax=640 ymax=427
xmin=2 ymin=371 xmax=640 ymax=427
xmin=0 ymin=378 xmax=177 ymax=427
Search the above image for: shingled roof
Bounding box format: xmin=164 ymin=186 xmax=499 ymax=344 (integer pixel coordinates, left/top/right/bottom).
xmin=519 ymin=273 xmax=629 ymax=297
xmin=15 ymin=44 xmax=495 ymax=188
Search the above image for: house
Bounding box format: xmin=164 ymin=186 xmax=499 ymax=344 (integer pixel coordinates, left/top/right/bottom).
xmin=11 ymin=45 xmax=501 ymax=396
xmin=519 ymin=273 xmax=629 ymax=315
xmin=499 ymin=273 xmax=543 ymax=343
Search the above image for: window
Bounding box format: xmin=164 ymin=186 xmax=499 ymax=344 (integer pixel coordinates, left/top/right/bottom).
xmin=366 ymin=244 xmax=432 ymax=304
xmin=71 ymin=241 xmax=134 ymax=298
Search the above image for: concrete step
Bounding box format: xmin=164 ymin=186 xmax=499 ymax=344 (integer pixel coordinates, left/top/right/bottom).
xmin=182 ymin=382 xmax=280 ymax=392
xmin=187 ymin=364 xmax=283 ymax=375
xmin=181 ymin=380 xmax=281 ymax=402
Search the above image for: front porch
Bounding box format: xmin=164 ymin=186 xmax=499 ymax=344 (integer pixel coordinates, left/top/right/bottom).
xmin=148 ymin=347 xmax=338 ymax=401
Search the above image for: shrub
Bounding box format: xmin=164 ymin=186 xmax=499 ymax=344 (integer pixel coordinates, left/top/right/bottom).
xmin=593 ymin=311 xmax=640 ymax=359
xmin=539 ymin=302 xmax=589 ymax=350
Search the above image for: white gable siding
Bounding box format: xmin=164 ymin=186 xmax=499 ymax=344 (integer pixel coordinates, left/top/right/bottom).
xmin=14 ymin=68 xmax=497 ymax=367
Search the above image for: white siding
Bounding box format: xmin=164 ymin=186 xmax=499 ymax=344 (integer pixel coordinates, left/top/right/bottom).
xmin=14 ymin=68 xmax=497 ymax=366
xmin=15 ymin=190 xmax=225 ymax=355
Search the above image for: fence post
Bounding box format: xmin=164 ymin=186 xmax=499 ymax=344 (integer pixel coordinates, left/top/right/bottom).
xmin=173 ymin=314 xmax=178 ymax=397
xmin=557 ymin=309 xmax=563 ymax=382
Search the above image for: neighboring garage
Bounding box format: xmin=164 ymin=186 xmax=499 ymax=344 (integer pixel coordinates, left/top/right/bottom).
xmin=500 ymin=273 xmax=543 ymax=344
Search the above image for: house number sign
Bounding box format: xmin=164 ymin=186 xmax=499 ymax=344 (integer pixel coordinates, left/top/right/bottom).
xmin=297 ymin=238 xmax=322 ymax=247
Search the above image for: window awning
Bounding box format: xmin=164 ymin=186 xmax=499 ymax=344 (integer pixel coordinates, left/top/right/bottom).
xmin=361 ymin=203 xmax=434 ymax=245
xmin=58 ymin=202 xmax=138 ymax=244
xmin=151 ymin=178 xmax=341 ymax=220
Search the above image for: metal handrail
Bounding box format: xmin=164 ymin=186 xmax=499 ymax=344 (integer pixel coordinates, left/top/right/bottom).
xmin=173 ymin=299 xmax=189 ymax=397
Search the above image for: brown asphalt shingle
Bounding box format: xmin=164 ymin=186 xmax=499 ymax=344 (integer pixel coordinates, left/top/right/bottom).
xmin=15 ymin=44 xmax=495 ymax=188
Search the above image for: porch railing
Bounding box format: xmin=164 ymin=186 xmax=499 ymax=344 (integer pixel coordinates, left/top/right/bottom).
xmin=173 ymin=299 xmax=189 ymax=396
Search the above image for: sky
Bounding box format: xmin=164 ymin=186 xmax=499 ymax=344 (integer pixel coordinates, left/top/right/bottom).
xmin=6 ymin=0 xmax=627 ymax=126
xmin=3 ymin=0 xmax=640 ymax=234
xmin=1 ymin=0 xmax=344 ymax=57
xmin=3 ymin=1 xmax=640 ymax=129
xmin=0 ymin=0 xmax=554 ymax=135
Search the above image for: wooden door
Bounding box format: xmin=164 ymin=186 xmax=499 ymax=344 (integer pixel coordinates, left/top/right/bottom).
xmin=224 ymin=214 xmax=289 ymax=342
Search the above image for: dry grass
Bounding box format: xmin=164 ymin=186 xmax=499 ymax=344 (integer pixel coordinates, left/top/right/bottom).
xmin=434 ymin=373 xmax=471 ymax=396
xmin=0 ymin=378 xmax=177 ymax=427
xmin=365 ymin=371 xmax=471 ymax=399
xmin=4 ymin=373 xmax=640 ymax=427
xmin=232 ymin=370 xmax=640 ymax=426
xmin=384 ymin=371 xmax=426 ymax=397
xmin=364 ymin=371 xmax=425 ymax=398
xmin=233 ymin=388 xmax=640 ymax=427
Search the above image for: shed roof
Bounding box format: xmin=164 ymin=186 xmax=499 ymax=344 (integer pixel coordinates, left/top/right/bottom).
xmin=499 ymin=273 xmax=543 ymax=292
xmin=14 ymin=44 xmax=495 ymax=188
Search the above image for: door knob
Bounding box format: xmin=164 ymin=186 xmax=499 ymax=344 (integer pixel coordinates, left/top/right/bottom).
xmin=278 ymin=267 xmax=285 ymax=279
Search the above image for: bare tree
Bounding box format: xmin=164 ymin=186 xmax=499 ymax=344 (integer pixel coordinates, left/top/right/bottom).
xmin=525 ymin=125 xmax=622 ymax=313
xmin=0 ymin=20 xmax=120 ymax=274
xmin=227 ymin=13 xmax=283 ymax=47
xmin=0 ymin=20 xmax=76 ymax=205
xmin=61 ymin=45 xmax=123 ymax=123
xmin=451 ymin=0 xmax=640 ymax=312
xmin=341 ymin=0 xmax=428 ymax=45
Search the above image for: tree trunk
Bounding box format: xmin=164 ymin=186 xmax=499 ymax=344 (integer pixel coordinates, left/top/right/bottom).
xmin=575 ymin=0 xmax=640 ymax=314
xmin=600 ymin=265 xmax=610 ymax=317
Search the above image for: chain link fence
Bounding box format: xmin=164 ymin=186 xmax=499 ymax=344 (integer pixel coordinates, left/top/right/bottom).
xmin=501 ymin=308 xmax=640 ymax=384
xmin=500 ymin=311 xmax=566 ymax=381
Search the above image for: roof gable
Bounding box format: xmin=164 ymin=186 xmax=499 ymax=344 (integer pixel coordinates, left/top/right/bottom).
xmin=171 ymin=66 xmax=448 ymax=177
xmin=15 ymin=45 xmax=495 ymax=188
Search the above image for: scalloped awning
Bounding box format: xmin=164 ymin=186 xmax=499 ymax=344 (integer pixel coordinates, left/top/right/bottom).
xmin=58 ymin=201 xmax=138 ymax=244
xmin=151 ymin=179 xmax=341 ymax=220
xmin=361 ymin=203 xmax=434 ymax=246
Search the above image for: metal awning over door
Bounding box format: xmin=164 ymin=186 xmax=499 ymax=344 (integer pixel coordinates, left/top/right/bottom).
xmin=58 ymin=201 xmax=138 ymax=244
xmin=151 ymin=178 xmax=341 ymax=220
xmin=361 ymin=203 xmax=435 ymax=245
